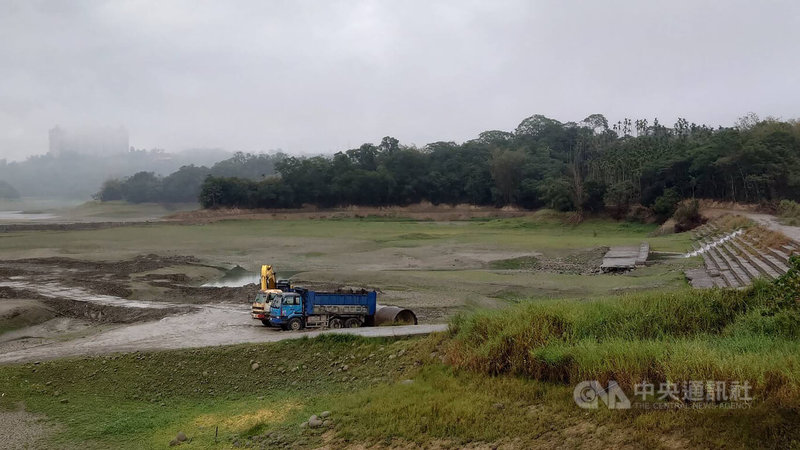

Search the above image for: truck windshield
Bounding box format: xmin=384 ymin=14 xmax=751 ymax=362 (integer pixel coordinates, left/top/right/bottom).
xmin=283 ymin=295 xmax=299 ymax=305
xmin=254 ymin=292 xmax=266 ymax=302
xmin=270 ymin=295 xmax=281 ymax=308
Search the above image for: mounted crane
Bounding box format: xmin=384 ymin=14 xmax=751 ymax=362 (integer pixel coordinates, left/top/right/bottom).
xmin=250 ymin=265 xmax=289 ymax=326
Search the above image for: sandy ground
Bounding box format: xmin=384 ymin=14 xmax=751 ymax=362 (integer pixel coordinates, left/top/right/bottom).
xmin=0 ymin=409 xmax=53 ymax=450
xmin=0 ymin=276 xmax=446 ymax=364
xmin=0 ymin=306 xmax=446 ymax=364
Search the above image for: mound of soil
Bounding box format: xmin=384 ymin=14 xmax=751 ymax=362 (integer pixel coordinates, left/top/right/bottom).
xmin=0 ymin=299 xmax=53 ymax=333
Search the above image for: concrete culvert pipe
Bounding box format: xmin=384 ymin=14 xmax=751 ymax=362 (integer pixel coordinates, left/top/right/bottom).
xmin=374 ymin=305 xmax=418 ymax=326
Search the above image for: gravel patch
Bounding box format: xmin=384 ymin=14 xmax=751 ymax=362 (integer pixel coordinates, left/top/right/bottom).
xmin=0 ymin=409 xmax=53 ymax=449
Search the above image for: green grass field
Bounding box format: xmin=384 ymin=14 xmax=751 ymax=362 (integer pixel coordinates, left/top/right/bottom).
xmin=0 ymin=214 xmax=692 ymax=258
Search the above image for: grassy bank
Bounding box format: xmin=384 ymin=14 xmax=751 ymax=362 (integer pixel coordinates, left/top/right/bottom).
xmin=0 ymin=335 xmax=421 ymax=448
xmin=2 ymin=332 xmax=799 ymax=448
xmin=779 ymin=200 xmax=800 ymax=226
xmin=444 ymin=257 xmax=800 ymax=407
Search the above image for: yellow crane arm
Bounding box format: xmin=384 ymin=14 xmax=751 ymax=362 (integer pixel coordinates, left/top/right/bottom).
xmin=261 ymin=264 xmax=276 ymax=291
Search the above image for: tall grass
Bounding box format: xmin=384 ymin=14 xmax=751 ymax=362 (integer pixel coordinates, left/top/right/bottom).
xmin=778 ymin=199 xmax=800 ymax=226
xmin=445 ymin=257 xmax=800 ymax=403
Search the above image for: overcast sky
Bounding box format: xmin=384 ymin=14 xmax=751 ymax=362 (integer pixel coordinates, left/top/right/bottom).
xmin=1 ymin=0 xmax=798 ymax=160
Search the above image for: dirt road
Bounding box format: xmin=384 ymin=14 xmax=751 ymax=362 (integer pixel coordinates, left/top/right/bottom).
xmin=0 ymin=279 xmax=446 ymax=364
xmin=0 ymin=304 xmax=447 ymax=364
xmin=703 ymin=208 xmax=800 ymax=242
xmin=739 ymin=212 xmax=800 ymax=242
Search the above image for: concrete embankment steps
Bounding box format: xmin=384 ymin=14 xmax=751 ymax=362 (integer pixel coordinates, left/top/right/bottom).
xmin=739 ymin=238 xmax=790 ymax=273
xmin=686 ymin=226 xmax=798 ymax=289
xmin=720 ymin=242 xmax=761 ymax=280
xmin=728 ymin=240 xmax=781 ymax=279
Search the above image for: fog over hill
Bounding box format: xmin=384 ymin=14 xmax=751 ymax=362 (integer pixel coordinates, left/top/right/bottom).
xmin=1 ymin=1 xmax=799 ymax=161
xmin=0 ymin=147 xmax=235 ymax=199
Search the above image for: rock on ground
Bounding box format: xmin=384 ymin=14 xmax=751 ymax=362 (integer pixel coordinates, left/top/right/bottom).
xmin=308 ymin=415 xmax=323 ymax=428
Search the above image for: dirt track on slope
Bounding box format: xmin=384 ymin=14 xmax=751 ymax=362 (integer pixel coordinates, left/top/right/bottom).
xmin=702 ymin=208 xmax=800 ymax=242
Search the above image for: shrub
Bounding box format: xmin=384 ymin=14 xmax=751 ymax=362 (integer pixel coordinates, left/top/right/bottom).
xmin=652 ymin=187 xmax=681 ymax=221
xmin=625 ymin=204 xmax=654 ymax=223
xmin=95 ymin=179 xmax=124 ymax=201
xmin=673 ymin=198 xmax=704 ymax=232
xmin=778 ymin=200 xmax=800 ymax=225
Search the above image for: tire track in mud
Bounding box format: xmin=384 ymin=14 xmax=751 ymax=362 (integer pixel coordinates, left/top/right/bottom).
xmin=0 ymin=280 xmax=186 ymax=323
xmin=0 ymin=280 xmax=447 ymax=364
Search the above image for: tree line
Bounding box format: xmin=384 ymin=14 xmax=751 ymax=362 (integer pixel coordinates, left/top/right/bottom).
xmin=193 ymin=113 xmax=799 ymax=220
xmin=95 ymin=152 xmax=278 ymax=203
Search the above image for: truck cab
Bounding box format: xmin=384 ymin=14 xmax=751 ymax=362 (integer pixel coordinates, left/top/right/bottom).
xmin=251 ymin=290 xmax=282 ymax=326
xmin=269 ymin=292 xmax=304 ymax=330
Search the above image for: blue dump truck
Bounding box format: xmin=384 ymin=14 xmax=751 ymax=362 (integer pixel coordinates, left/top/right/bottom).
xmin=269 ymin=288 xmax=378 ymax=331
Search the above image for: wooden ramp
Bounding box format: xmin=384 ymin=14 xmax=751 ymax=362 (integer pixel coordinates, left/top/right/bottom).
xmin=601 ymin=243 xmax=649 ymax=272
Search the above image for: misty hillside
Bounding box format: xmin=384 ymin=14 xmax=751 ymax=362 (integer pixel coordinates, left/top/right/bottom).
xmin=0 ymin=148 xmax=233 ymax=200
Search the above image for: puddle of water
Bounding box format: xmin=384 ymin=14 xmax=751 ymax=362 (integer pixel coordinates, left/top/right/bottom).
xmin=0 ymin=211 xmax=58 ymax=221
xmin=201 ymin=267 xmax=260 ymax=287
xmin=200 ymin=265 xmax=301 ymax=288
xmin=0 ymin=281 xmax=177 ymax=309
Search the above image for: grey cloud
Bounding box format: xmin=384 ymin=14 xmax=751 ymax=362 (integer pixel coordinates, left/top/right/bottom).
xmin=1 ymin=0 xmax=798 ymax=160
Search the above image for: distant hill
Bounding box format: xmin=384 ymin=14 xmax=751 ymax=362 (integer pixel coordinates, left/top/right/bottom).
xmin=0 ymin=148 xmax=232 ymax=199
xmin=0 ymin=180 xmax=20 ymax=199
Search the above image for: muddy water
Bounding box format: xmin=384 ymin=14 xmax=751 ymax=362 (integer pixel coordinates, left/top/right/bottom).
xmin=201 ymin=271 xmax=260 ymax=287
xmin=0 ymin=211 xmax=58 ymax=221
xmin=0 ymin=280 xmax=179 ymax=309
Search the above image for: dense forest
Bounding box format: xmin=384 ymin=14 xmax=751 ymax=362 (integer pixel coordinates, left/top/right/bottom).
xmin=190 ymin=113 xmax=799 ymax=220
xmin=95 ymin=152 xmax=278 ymax=203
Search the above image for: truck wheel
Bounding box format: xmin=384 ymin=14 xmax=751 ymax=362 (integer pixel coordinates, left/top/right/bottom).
xmin=345 ymin=318 xmax=361 ymax=328
xmin=261 ymin=319 xmax=271 ymax=327
xmin=328 ymin=318 xmax=343 ymax=329
xmin=288 ymin=318 xmax=303 ymax=331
